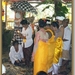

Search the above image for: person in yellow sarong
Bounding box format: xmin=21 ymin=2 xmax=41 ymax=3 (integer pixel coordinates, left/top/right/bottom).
xmin=55 ymin=16 xmax=65 ymax=69
xmin=31 ymin=19 xmax=49 ymax=75
xmin=32 ymin=19 xmax=58 ymax=75
xmin=31 ymin=19 xmax=63 ymax=75
xmin=44 ymin=19 xmax=56 ymax=75
xmin=50 ymin=22 xmax=63 ymax=75
xmin=44 ymin=21 xmax=63 ymax=75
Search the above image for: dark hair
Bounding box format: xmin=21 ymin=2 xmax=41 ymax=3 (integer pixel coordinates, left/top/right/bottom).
xmin=37 ymin=71 xmax=47 ymax=75
xmin=12 ymin=40 xmax=18 ymax=46
xmin=51 ymin=21 xmax=59 ymax=29
xmin=38 ymin=19 xmax=46 ymax=28
xmin=63 ymin=19 xmax=69 ymax=23
xmin=20 ymin=19 xmax=29 ymax=25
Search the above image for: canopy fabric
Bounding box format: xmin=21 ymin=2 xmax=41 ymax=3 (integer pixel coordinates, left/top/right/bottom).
xmin=10 ymin=1 xmax=37 ymax=14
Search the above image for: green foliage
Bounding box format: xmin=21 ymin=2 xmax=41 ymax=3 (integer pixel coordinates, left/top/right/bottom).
xmin=55 ymin=2 xmax=68 ymax=17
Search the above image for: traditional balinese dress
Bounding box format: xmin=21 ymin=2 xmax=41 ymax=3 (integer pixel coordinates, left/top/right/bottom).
xmin=33 ymin=29 xmax=49 ymax=75
xmin=33 ymin=28 xmax=56 ymax=75
xmin=53 ymin=37 xmax=63 ymax=64
xmin=33 ymin=28 xmax=63 ymax=75
xmin=52 ymin=37 xmax=63 ymax=75
xmin=45 ymin=29 xmax=55 ymax=72
xmin=46 ymin=29 xmax=63 ymax=74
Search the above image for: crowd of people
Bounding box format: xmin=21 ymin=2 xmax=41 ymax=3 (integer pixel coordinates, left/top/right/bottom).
xmin=2 ymin=15 xmax=72 ymax=75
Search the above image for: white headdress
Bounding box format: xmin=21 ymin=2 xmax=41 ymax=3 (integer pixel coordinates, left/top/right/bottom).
xmin=56 ymin=16 xmax=65 ymax=21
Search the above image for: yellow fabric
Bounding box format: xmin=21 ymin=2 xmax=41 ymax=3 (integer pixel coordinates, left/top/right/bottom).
xmin=46 ymin=29 xmax=63 ymax=64
xmin=46 ymin=29 xmax=55 ymax=70
xmin=46 ymin=29 xmax=55 ymax=42
xmin=34 ymin=40 xmax=48 ymax=75
xmin=47 ymin=42 xmax=55 ymax=70
xmin=33 ymin=29 xmax=63 ymax=75
xmin=53 ymin=37 xmax=63 ymax=64
xmin=23 ymin=39 xmax=26 ymax=43
xmin=34 ymin=29 xmax=56 ymax=75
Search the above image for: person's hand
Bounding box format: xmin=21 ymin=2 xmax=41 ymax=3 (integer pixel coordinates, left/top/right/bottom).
xmin=16 ymin=30 xmax=20 ymax=34
xmin=17 ymin=30 xmax=26 ymax=39
xmin=17 ymin=31 xmax=22 ymax=37
xmin=18 ymin=33 xmax=22 ymax=37
xmin=16 ymin=60 xmax=20 ymax=63
xmin=22 ymin=58 xmax=25 ymax=62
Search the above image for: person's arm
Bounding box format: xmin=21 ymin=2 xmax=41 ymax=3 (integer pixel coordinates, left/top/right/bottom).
xmin=63 ymin=39 xmax=68 ymax=41
xmin=60 ymin=26 xmax=64 ymax=39
xmin=25 ymin=27 xmax=33 ymax=40
xmin=31 ymin=32 xmax=40 ymax=61
xmin=33 ymin=32 xmax=40 ymax=52
xmin=18 ymin=33 xmax=26 ymax=39
xmin=46 ymin=31 xmax=52 ymax=39
xmin=63 ymin=29 xmax=71 ymax=42
xmin=17 ymin=28 xmax=26 ymax=39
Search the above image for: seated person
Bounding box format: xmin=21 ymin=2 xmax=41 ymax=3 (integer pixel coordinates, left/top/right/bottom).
xmin=9 ymin=40 xmax=25 ymax=66
xmin=37 ymin=71 xmax=48 ymax=75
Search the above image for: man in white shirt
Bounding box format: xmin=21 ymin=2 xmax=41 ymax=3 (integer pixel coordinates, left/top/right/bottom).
xmin=19 ymin=19 xmax=33 ymax=67
xmin=61 ymin=19 xmax=71 ymax=71
xmin=9 ymin=40 xmax=25 ymax=66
